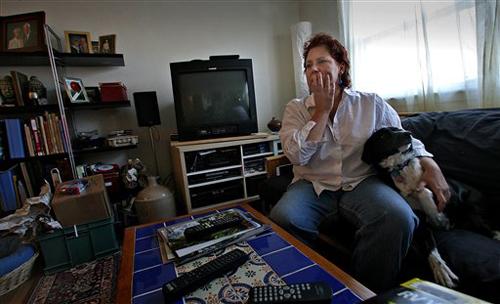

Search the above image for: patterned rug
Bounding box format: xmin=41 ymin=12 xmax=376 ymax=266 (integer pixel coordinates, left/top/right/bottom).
xmin=28 ymin=254 xmax=120 ymax=304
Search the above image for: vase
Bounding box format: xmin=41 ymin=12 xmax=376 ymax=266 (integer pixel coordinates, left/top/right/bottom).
xmin=134 ymin=176 xmax=176 ymax=223
xmin=267 ymin=117 xmax=282 ymax=132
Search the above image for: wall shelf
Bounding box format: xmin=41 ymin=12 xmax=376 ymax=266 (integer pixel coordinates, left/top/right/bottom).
xmin=74 ymin=144 xmax=137 ymax=155
xmin=0 ymin=104 xmax=59 ymax=115
xmin=66 ymin=100 xmax=130 ymax=111
xmin=0 ymin=51 xmax=125 ymax=67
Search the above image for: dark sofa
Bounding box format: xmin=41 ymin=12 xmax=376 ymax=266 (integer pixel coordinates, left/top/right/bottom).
xmin=259 ymin=108 xmax=500 ymax=302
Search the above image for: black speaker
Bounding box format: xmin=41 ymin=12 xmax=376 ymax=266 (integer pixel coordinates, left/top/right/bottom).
xmin=133 ymin=91 xmax=161 ymax=127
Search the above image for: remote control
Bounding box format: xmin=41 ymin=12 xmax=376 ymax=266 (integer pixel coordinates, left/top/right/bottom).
xmin=248 ymin=282 xmax=332 ymax=304
xmin=184 ymin=214 xmax=243 ymax=241
xmin=162 ymin=249 xmax=248 ymax=303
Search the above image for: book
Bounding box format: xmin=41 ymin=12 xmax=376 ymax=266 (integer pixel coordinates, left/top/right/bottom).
xmin=20 ymin=162 xmax=34 ymax=197
xmin=363 ymin=278 xmax=490 ymax=304
xmin=10 ymin=71 xmax=29 ymax=106
xmin=0 ymin=165 xmax=18 ymax=212
xmin=4 ymin=118 xmax=26 ymax=159
xmin=157 ymin=208 xmax=262 ymax=260
xmin=0 ymin=120 xmax=7 ymax=160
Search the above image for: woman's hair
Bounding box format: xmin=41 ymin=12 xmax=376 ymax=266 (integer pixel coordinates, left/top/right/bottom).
xmin=303 ymin=33 xmax=352 ymax=89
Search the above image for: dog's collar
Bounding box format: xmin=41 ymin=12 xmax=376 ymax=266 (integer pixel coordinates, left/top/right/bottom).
xmin=389 ymin=147 xmax=415 ymax=176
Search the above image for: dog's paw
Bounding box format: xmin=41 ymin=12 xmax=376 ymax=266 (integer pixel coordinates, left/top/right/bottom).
xmin=493 ymin=231 xmax=500 ymax=241
xmin=428 ymin=248 xmax=459 ymax=288
xmin=428 ymin=213 xmax=450 ymax=230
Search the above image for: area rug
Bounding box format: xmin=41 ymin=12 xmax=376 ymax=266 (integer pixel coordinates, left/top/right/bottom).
xmin=28 ymin=254 xmax=120 ymax=304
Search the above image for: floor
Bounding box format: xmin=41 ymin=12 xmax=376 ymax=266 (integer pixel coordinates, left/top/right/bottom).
xmin=0 ymin=260 xmax=42 ymax=303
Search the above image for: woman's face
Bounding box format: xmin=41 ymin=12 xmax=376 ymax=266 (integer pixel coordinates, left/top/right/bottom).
xmin=305 ymin=46 xmax=342 ymax=91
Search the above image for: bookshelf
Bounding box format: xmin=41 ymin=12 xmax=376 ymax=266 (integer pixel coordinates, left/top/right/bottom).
xmin=0 ymin=25 xmax=132 ymax=215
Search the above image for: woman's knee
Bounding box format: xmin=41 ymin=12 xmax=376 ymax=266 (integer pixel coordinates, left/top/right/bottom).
xmin=384 ymin=204 xmax=418 ymax=237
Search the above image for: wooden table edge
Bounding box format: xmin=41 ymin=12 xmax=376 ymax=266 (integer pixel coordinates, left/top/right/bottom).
xmin=115 ymin=202 xmax=375 ymax=303
xmin=116 ymin=226 xmax=135 ymax=303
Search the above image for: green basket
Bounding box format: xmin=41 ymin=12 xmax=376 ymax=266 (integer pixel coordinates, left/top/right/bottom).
xmin=37 ymin=217 xmax=118 ymax=274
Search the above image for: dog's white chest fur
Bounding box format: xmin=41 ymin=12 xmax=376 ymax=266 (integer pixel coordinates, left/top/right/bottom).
xmin=379 ymin=149 xmax=449 ymax=229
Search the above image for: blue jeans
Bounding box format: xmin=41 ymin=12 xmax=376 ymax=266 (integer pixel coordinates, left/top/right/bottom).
xmin=269 ymin=176 xmax=418 ymax=291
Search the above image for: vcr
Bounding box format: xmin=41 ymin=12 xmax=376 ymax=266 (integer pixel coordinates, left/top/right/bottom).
xmin=185 ymin=147 xmax=240 ymax=173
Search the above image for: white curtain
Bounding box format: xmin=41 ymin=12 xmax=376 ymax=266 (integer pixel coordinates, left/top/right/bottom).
xmin=338 ymin=0 xmax=500 ymax=112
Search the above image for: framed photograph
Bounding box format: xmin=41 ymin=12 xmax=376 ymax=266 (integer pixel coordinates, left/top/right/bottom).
xmin=99 ymin=34 xmax=116 ymax=54
xmin=64 ymin=77 xmax=89 ymax=103
xmin=85 ymin=86 xmax=100 ymax=103
xmin=2 ymin=11 xmax=46 ymax=52
xmin=91 ymin=41 xmax=99 ymax=53
xmin=64 ymin=31 xmax=92 ymax=54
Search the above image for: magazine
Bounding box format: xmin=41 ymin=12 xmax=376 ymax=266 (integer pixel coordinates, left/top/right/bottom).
xmin=363 ymin=278 xmax=490 ymax=304
xmin=157 ymin=208 xmax=262 ymax=260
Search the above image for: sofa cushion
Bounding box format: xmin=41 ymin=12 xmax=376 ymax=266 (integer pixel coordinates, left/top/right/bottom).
xmin=401 ymin=108 xmax=500 ymax=196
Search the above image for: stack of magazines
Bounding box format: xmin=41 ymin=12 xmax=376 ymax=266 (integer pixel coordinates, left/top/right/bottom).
xmin=157 ymin=209 xmax=265 ymax=264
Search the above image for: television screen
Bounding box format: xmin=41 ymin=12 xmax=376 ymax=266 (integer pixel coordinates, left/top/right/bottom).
xmin=170 ymin=58 xmax=258 ymax=141
xmin=178 ymin=70 xmax=250 ymax=127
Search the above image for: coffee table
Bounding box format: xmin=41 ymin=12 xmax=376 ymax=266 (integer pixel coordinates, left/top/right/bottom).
xmin=116 ymin=203 xmax=375 ymax=303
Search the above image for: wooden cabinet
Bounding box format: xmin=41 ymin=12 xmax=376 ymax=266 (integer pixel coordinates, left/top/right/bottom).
xmin=170 ymin=134 xmax=281 ymax=213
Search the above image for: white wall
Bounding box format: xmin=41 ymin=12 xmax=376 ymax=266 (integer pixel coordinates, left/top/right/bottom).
xmin=1 ymin=1 xmax=300 ymax=178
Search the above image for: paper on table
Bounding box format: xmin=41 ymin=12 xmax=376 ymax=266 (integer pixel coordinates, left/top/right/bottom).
xmin=157 ymin=208 xmax=261 ymax=259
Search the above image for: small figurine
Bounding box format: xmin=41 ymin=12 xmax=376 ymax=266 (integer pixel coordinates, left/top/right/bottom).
xmin=0 ymin=76 xmax=17 ymax=106
xmin=28 ymin=76 xmax=48 ymax=105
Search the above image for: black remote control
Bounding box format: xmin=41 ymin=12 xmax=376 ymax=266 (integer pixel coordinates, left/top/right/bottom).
xmin=248 ymin=282 xmax=333 ymax=304
xmin=162 ymin=249 xmax=248 ymax=303
xmin=184 ymin=215 xmax=243 ymax=241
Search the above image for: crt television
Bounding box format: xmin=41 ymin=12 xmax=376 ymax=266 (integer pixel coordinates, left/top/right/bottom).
xmin=170 ymin=57 xmax=258 ymax=141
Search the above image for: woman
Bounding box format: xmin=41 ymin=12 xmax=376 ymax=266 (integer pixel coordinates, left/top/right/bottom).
xmin=8 ymin=27 xmax=24 ymax=49
xmin=270 ymin=33 xmax=450 ymax=291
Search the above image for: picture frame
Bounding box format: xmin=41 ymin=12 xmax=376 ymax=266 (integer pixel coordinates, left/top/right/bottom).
xmin=98 ymin=34 xmax=116 ymax=54
xmin=91 ymin=41 xmax=99 ymax=54
xmin=1 ymin=11 xmax=46 ymax=52
xmin=64 ymin=77 xmax=89 ymax=103
xmin=85 ymin=86 xmax=100 ymax=103
xmin=64 ymin=31 xmax=92 ymax=54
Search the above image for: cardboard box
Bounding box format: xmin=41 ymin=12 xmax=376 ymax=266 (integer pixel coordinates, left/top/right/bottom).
xmin=52 ymin=174 xmax=112 ymax=227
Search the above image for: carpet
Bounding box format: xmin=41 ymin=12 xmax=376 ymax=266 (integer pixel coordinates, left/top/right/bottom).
xmin=28 ymin=254 xmax=120 ymax=304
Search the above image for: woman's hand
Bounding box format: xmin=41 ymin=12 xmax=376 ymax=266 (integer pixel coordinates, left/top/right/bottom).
xmin=310 ymin=72 xmax=335 ymax=114
xmin=418 ymin=157 xmax=451 ymax=212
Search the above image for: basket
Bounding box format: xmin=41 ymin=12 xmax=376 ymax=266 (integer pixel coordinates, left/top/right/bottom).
xmin=0 ymin=251 xmax=39 ymax=296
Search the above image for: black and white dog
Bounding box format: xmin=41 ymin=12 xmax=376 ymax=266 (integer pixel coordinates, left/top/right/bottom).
xmin=362 ymin=127 xmax=459 ymax=287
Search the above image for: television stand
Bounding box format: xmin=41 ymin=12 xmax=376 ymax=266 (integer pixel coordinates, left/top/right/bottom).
xmin=170 ymin=133 xmax=281 ymax=214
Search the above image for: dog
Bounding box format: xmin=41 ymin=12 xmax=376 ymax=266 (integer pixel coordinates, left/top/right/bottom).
xmin=362 ymin=127 xmax=459 ymax=288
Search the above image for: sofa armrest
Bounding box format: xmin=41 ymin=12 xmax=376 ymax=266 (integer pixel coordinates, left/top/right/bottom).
xmin=265 ymin=154 xmax=291 ymax=178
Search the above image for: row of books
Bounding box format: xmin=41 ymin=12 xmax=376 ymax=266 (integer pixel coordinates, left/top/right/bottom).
xmin=0 ymin=113 xmax=68 ymax=160
xmin=0 ymin=162 xmax=35 ymax=212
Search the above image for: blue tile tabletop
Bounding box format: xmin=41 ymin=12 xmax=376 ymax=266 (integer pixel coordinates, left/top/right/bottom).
xmin=134 ymin=248 xmax=163 ymax=272
xmin=135 ymin=235 xmax=159 ymax=253
xmin=135 ymin=223 xmax=164 ymax=239
xmin=247 ymin=232 xmax=290 ymax=256
xmin=133 ymin=262 xmax=176 ymax=296
xmin=283 ymin=264 xmax=345 ymax=293
xmin=261 ymin=246 xmax=313 ymax=277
